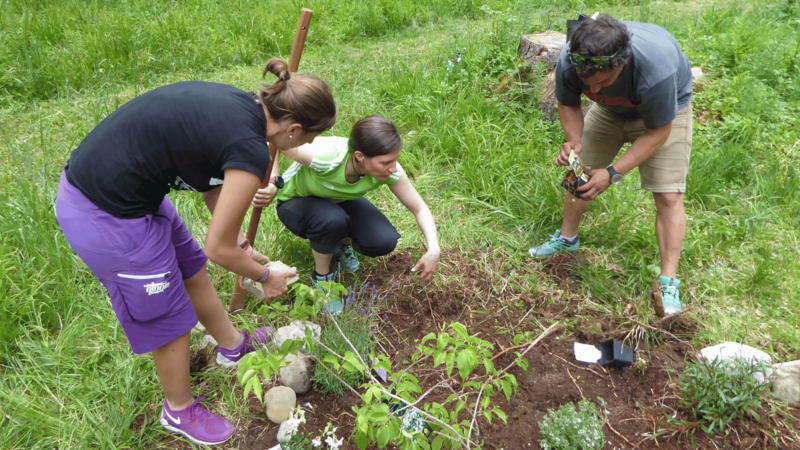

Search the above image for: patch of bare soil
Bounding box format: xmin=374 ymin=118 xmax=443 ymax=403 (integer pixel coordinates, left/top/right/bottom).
xmin=150 ymin=249 xmax=799 ymax=449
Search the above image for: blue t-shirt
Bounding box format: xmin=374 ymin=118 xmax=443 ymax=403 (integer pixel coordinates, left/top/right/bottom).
xmin=555 ymin=22 xmax=693 ymax=130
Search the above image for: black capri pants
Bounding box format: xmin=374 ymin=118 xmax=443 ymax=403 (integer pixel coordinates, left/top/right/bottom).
xmin=276 ymin=196 xmax=401 ymax=257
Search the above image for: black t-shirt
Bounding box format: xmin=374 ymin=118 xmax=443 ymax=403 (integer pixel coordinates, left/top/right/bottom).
xmin=66 ymin=81 xmax=270 ymax=218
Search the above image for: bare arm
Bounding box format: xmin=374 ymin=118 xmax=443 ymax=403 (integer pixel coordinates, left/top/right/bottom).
xmin=555 ymin=101 xmax=585 ymax=166
xmin=389 ymin=174 xmax=440 ymax=281
xmin=203 ymin=169 xmax=272 ymax=279
xmin=277 ymin=144 xmax=315 ymax=167
xmin=202 ymin=187 xmax=247 ymax=247
xmin=577 ymin=122 xmax=672 ymax=200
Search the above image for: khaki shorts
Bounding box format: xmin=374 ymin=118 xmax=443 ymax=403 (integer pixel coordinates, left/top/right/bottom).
xmin=580 ymin=103 xmax=693 ymax=193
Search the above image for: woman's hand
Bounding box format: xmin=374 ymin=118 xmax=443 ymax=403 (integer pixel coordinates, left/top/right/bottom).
xmin=411 ymin=249 xmax=440 ymax=281
xmin=252 ymin=184 xmax=278 ymax=208
xmin=248 ymin=248 xmax=270 ymax=264
xmin=260 ymin=263 xmax=298 ymax=300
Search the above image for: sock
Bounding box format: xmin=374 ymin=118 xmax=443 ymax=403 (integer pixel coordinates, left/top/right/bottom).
xmin=221 ymin=332 xmax=245 ymax=351
xmin=559 ymin=235 xmax=578 ymax=244
xmin=313 ymin=270 xmax=331 ymax=279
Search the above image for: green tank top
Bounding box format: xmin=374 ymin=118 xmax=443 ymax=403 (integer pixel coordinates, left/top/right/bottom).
xmin=277 ymin=137 xmax=403 ymax=203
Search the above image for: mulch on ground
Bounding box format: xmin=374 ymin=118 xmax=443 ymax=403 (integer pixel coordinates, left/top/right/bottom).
xmin=146 ymin=250 xmax=800 ymax=449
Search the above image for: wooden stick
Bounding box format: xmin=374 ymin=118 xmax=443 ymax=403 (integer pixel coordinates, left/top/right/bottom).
xmin=229 ymin=9 xmax=314 ymax=313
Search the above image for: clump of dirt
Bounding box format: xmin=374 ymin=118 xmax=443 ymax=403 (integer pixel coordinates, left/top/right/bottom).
xmin=157 ymin=249 xmax=799 ymax=450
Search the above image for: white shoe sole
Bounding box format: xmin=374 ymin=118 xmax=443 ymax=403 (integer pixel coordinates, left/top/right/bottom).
xmin=215 ymin=353 xmax=241 ymax=368
xmin=159 ymin=417 xmax=232 ymax=446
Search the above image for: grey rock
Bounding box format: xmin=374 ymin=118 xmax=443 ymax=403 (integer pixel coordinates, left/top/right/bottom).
xmin=773 ymin=360 xmax=800 ymax=408
xmin=277 ymin=420 xmax=297 ymax=443
xmin=243 ymin=278 xmax=266 ymax=301
xmin=280 ymin=354 xmax=314 ymax=395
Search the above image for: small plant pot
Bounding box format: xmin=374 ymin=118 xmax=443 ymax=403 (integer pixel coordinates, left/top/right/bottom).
xmin=598 ymin=339 xmax=633 ymax=368
xmin=561 ymin=176 xmax=590 ymax=199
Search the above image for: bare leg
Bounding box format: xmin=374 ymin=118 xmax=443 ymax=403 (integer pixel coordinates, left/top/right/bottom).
xmin=312 ymin=249 xmax=334 ymax=275
xmin=560 ymin=193 xmax=592 ymax=237
xmin=653 ymin=192 xmax=686 ymax=278
xmin=152 ymin=332 xmax=193 ymax=410
xmin=184 ymin=267 xmax=241 ymax=350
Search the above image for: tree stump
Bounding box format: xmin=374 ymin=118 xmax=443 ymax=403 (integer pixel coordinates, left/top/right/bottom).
xmin=519 ymin=30 xmax=567 ymax=120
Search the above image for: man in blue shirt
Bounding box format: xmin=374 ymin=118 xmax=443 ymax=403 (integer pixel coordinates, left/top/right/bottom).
xmin=529 ymin=15 xmax=693 ymax=315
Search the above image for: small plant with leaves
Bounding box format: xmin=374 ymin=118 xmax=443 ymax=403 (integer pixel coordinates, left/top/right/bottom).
xmin=538 ymin=399 xmax=607 ymax=450
xmin=334 ymin=321 xmax=536 ymax=450
xmin=678 ymin=357 xmax=773 ymax=433
xmin=236 ymin=350 xmax=289 ymax=403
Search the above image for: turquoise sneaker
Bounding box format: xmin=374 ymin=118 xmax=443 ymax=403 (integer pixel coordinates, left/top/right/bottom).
xmin=659 ymin=276 xmax=682 ymax=315
xmin=331 ymin=245 xmax=360 ymax=273
xmin=528 ymin=230 xmax=580 ymax=258
xmin=311 ymin=272 xmax=343 ymax=316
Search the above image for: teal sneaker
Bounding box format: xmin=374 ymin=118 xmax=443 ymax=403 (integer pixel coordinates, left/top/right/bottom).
xmin=311 ymin=272 xmax=343 ymax=316
xmin=528 ymin=230 xmax=580 ymax=258
xmin=659 ymin=276 xmax=682 ymax=315
xmin=331 ymin=245 xmax=360 ymax=273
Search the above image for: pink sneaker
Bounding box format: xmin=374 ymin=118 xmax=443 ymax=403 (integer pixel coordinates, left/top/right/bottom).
xmin=215 ymin=327 xmax=273 ymax=368
xmin=159 ymin=396 xmax=234 ymax=446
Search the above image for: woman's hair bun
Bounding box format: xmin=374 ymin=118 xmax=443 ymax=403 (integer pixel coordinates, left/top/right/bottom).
xmin=263 ymin=58 xmax=291 ymax=82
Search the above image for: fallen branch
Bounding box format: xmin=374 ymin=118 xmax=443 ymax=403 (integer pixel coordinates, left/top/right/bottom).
xmin=566 ymin=368 xmax=584 ymax=400
xmin=501 ymin=322 xmax=561 ymax=373
xmin=604 ymin=418 xmax=637 ymax=449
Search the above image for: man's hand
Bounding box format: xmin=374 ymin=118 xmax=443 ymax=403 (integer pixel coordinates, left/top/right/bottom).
xmin=555 ymin=141 xmax=583 ymax=166
xmin=411 ymin=250 xmax=440 ymax=281
xmin=260 ymin=263 xmax=298 ymax=300
xmin=577 ymin=168 xmax=612 ymax=200
xmin=252 ymin=184 xmax=278 ymax=208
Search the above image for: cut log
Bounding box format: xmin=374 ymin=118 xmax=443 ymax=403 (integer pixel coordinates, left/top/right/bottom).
xmin=518 ymin=31 xmax=567 ymax=120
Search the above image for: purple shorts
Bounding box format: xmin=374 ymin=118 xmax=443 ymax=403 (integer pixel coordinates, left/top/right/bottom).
xmin=55 ymin=172 xmax=207 ymax=354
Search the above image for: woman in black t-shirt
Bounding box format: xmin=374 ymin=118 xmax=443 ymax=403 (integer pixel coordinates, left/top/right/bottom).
xmin=56 ymin=59 xmax=336 ymax=446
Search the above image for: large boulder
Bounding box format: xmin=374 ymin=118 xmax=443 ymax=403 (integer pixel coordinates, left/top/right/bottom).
xmin=772 ymin=360 xmax=800 ymax=408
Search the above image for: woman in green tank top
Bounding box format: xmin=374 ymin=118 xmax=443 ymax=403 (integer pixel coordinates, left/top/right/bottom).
xmin=253 ymin=116 xmax=440 ymax=288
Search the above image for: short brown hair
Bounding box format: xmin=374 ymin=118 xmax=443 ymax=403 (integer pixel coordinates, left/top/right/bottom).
xmin=570 ymin=15 xmax=632 ymax=79
xmin=255 ymin=58 xmax=337 ymax=133
xmin=348 ymin=116 xmax=402 ymax=157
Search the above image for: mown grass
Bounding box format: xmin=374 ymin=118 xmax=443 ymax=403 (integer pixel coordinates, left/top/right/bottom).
xmin=1 ymin=0 xmax=799 ymax=447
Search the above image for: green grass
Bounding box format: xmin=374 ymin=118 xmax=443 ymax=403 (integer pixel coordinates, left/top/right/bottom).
xmin=1 ymin=0 xmax=799 ymax=447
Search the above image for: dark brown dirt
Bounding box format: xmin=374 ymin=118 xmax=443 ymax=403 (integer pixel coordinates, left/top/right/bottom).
xmin=150 ymin=249 xmax=800 ymax=450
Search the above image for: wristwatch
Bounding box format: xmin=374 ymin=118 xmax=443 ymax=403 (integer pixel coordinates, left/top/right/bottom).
xmin=606 ymin=165 xmax=623 ymax=185
xmin=269 ymin=176 xmax=285 ymax=189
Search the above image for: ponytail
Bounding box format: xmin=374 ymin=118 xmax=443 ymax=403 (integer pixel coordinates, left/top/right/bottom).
xmin=255 ymin=58 xmax=336 ymax=133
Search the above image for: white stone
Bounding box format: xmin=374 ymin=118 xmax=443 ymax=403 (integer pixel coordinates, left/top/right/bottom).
xmin=277 ymin=420 xmax=298 ymax=442
xmin=700 ymin=342 xmax=773 ymax=383
xmin=700 ymin=342 xmax=772 ymax=366
xmin=280 ymin=354 xmax=314 ymax=395
xmin=691 ymin=67 xmax=705 ymax=82
xmin=274 ymin=321 xmax=322 ymax=349
xmin=264 ymin=386 xmax=297 ymax=424
xmin=772 ymin=360 xmax=800 ymax=408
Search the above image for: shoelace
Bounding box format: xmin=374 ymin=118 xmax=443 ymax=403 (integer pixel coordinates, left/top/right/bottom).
xmin=342 ymin=245 xmax=356 ymax=259
xmin=661 ymin=285 xmax=679 ymax=297
xmin=187 ymin=396 xmax=213 ymax=426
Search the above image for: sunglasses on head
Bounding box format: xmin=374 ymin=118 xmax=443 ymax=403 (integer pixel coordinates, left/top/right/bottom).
xmin=567 ymin=48 xmax=621 ymax=70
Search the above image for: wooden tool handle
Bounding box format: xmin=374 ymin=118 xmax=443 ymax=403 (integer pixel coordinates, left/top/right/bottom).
xmin=229 ymin=9 xmax=313 ymax=313
xmin=288 ymin=9 xmax=313 ymax=72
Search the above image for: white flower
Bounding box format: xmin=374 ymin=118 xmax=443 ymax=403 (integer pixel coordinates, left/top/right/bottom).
xmin=311 ymin=436 xmax=322 ymax=447
xmin=325 ymin=435 xmax=343 ymax=449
